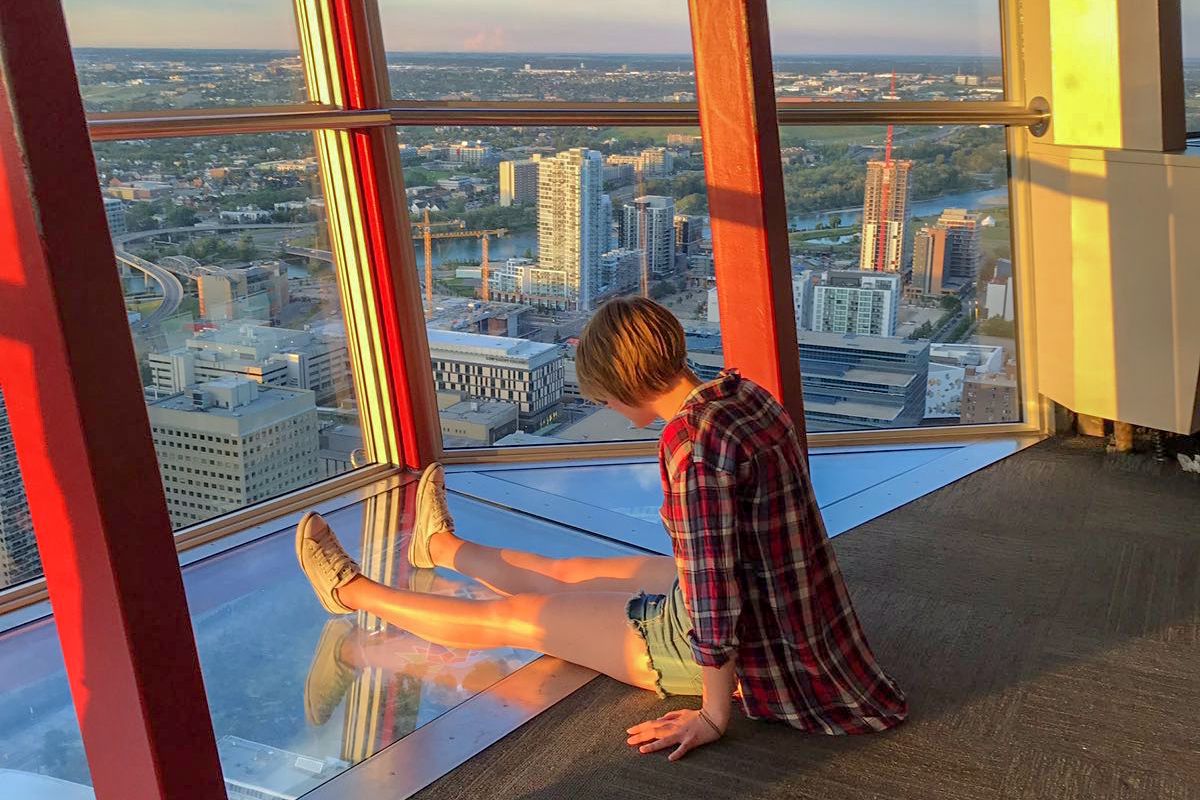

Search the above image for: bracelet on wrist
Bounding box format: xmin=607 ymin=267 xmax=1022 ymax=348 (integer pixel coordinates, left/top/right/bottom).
xmin=698 ymin=708 xmax=725 ymax=737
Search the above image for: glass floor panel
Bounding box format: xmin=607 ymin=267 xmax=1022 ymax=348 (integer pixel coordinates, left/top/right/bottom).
xmin=0 ymin=481 xmax=638 ymax=798
xmin=475 ymin=447 xmax=957 ymax=527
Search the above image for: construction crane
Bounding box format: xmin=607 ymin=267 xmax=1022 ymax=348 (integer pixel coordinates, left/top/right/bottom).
xmin=411 ymin=208 xmax=508 ymax=316
xmin=874 ymin=70 xmax=897 ymax=273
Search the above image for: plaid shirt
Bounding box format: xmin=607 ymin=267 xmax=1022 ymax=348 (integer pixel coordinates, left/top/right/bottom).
xmin=658 ymin=369 xmax=908 ymax=734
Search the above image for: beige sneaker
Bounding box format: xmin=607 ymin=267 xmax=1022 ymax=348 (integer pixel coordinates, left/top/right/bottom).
xmin=304 ymin=618 xmax=357 ymax=726
xmin=296 ymin=512 xmax=360 ymax=615
xmin=408 ymin=463 xmax=455 ymax=569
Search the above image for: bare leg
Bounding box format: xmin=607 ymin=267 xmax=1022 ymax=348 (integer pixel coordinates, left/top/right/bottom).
xmin=429 ymin=531 xmax=677 ymax=597
xmin=337 ymin=576 xmax=658 ymax=691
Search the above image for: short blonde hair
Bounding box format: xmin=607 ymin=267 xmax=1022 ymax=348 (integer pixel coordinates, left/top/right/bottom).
xmin=575 ymin=296 xmax=692 ymax=405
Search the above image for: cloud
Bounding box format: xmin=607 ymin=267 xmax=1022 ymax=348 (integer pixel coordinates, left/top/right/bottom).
xmin=462 ymin=26 xmax=509 ymax=52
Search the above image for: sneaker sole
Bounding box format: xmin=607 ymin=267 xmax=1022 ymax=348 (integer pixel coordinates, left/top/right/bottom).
xmin=296 ymin=512 xmax=353 ymax=615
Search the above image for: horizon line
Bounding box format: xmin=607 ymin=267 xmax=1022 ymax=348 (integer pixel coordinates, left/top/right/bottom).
xmin=70 ymin=45 xmax=1008 ymax=59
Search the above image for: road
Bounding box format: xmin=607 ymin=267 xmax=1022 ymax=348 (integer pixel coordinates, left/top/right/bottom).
xmin=112 ymin=222 xmax=315 ymax=330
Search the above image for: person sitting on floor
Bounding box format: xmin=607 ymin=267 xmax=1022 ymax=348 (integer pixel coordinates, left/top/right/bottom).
xmin=296 ymin=296 xmax=907 ymax=761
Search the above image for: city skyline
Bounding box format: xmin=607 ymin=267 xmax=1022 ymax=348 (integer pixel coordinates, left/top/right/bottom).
xmin=64 ymin=0 xmax=1004 ymax=55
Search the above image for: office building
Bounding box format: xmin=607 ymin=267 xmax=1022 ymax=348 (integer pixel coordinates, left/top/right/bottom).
xmin=985 ymin=276 xmax=1015 ymax=321
xmin=707 ymin=285 xmax=721 ymax=324
xmin=811 ymin=270 xmax=901 ymax=337
xmin=605 ymin=147 xmax=674 ymax=179
xmin=498 ymin=157 xmax=539 ymax=207
xmin=925 ymin=362 xmax=966 ymax=419
xmin=148 ymin=323 xmax=352 ymax=406
xmin=961 ymin=371 xmax=1020 ymax=423
xmin=798 ymin=331 xmax=930 ymax=430
xmin=448 ymin=141 xmax=493 ymax=165
xmin=436 ymin=392 xmax=520 ymax=446
xmin=197 ymin=264 xmax=288 ymax=322
xmin=619 ymin=195 xmax=676 ymax=277
xmin=675 ymin=214 xmax=703 ymax=257
xmin=638 ymin=146 xmax=674 ymax=176
xmin=489 ymin=257 xmax=573 ymax=310
xmin=147 ymin=379 xmax=319 ymax=529
xmin=930 ymin=342 xmax=1005 ymax=374
xmin=0 ymin=389 xmax=36 ymax=588
xmin=859 ymin=158 xmax=913 ymax=273
xmin=910 ymin=225 xmax=947 ymax=297
xmin=426 ymin=329 xmax=565 ymax=430
xmin=939 ymin=208 xmax=983 ymax=283
xmin=536 ymin=148 xmax=604 ymax=310
xmin=102 ymin=196 xmax=126 ymax=235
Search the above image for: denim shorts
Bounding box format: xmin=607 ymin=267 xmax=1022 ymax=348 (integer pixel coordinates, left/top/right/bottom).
xmin=625 ymin=579 xmax=703 ymax=698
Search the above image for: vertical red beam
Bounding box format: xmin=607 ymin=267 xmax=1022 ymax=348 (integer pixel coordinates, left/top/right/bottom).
xmin=0 ymin=4 xmax=224 ymax=799
xmin=331 ymin=0 xmax=442 ymax=469
xmin=688 ymin=0 xmax=807 ymax=438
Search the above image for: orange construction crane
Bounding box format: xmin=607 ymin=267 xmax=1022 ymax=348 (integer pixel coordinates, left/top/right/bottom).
xmin=480 ymin=233 xmax=491 ymax=302
xmin=412 ymin=209 xmax=506 ymax=317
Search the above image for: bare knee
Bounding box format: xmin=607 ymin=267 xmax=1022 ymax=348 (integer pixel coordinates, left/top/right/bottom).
xmin=491 ymin=593 xmax=551 ymax=650
xmin=547 ymin=557 xmax=592 ymax=585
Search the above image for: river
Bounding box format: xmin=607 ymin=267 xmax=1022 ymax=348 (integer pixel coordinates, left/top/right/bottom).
xmin=788 ymin=187 xmax=1009 ymax=231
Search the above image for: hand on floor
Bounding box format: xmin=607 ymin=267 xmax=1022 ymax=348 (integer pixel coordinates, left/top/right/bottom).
xmin=625 ymin=709 xmax=722 ymax=762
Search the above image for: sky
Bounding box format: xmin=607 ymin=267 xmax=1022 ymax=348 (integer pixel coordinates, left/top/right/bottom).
xmin=61 ymin=1 xmax=1200 ymax=58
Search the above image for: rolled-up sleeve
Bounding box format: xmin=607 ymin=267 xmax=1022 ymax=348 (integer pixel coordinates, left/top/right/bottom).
xmin=664 ymin=445 xmax=741 ymax=668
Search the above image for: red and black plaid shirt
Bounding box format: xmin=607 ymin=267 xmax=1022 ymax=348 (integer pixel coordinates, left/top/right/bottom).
xmin=658 ymin=369 xmax=908 ymax=734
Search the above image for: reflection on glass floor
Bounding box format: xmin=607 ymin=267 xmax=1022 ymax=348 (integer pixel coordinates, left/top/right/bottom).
xmin=475 ymin=446 xmax=956 ymax=526
xmin=0 ymin=478 xmax=639 ymax=798
xmin=0 ymin=438 xmax=1032 ymax=798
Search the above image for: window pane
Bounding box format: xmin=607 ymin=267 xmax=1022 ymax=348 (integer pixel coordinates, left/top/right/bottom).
xmin=394 ymin=126 xmax=720 ymax=448
xmin=380 ymin=1 xmax=696 ymax=102
xmin=770 ymin=124 xmax=1019 ymax=431
xmin=768 ymin=1 xmax=1004 ymax=101
xmin=63 ymin=2 xmax=307 ymax=112
xmin=89 ymin=132 xmax=368 ymax=537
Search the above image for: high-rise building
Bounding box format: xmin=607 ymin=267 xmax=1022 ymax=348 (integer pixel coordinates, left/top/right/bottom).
xmin=939 ymin=208 xmax=983 ymax=284
xmin=102 ymin=196 xmax=126 ymax=235
xmin=619 ymin=196 xmax=676 ymax=277
xmin=147 ymin=379 xmax=319 ymax=529
xmin=498 ymin=157 xmax=540 ymax=207
xmin=674 ymin=214 xmax=703 ymax=257
xmin=537 ymin=148 xmax=604 ymax=310
xmin=859 ymin=158 xmax=913 ymax=273
xmin=0 ymin=389 xmax=37 ymax=589
xmin=426 ymin=329 xmax=565 ymax=431
xmin=910 ymin=225 xmax=948 ymax=297
xmin=811 ymin=270 xmax=901 ymax=337
xmin=599 ymin=193 xmax=614 ymax=251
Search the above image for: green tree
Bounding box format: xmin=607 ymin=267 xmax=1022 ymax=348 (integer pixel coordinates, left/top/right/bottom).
xmin=166 ymin=205 xmax=198 ymax=227
xmin=125 ymin=202 xmax=160 ymax=232
xmin=236 ymin=232 xmax=257 ymax=262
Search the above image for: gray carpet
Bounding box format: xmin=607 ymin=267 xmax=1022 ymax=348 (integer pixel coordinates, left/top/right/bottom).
xmin=412 ymin=438 xmax=1200 ymax=800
